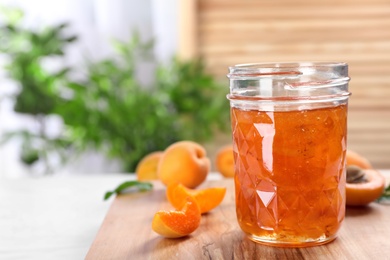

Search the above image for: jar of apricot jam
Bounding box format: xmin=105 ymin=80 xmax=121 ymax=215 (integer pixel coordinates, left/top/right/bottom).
xmin=227 ymin=62 xmax=350 ymax=247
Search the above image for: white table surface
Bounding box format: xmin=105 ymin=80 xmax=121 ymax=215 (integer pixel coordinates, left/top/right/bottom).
xmin=1 ymin=171 xmax=389 ymax=260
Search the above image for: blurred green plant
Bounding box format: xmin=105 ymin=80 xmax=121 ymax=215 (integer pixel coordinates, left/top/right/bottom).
xmin=0 ymin=7 xmax=230 ymax=174
xmin=57 ymin=35 xmax=230 ymax=171
xmin=0 ymin=6 xmax=77 ymax=173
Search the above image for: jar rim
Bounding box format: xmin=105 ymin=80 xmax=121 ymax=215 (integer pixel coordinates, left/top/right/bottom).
xmin=229 ymin=61 xmax=347 ymax=69
xmin=228 ymin=62 xmax=348 ymax=78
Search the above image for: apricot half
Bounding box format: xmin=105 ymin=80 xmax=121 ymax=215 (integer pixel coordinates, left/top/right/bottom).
xmin=152 ymin=196 xmax=201 ymax=238
xmin=215 ymin=145 xmax=235 ymax=178
xmin=346 ymin=168 xmax=386 ymax=206
xmin=136 ymin=151 xmax=163 ymax=181
xmin=157 ymin=141 xmax=210 ymax=188
xmin=346 ymin=150 xmax=372 ymax=169
xmin=167 ymin=183 xmax=226 ymax=214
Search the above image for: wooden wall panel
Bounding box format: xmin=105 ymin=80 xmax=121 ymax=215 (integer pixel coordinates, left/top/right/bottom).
xmin=186 ymin=0 xmax=390 ymax=168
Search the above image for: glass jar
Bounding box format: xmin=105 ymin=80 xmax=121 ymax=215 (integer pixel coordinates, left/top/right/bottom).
xmin=227 ymin=62 xmax=350 ymax=247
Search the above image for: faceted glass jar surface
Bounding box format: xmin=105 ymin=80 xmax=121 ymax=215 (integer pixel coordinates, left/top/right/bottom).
xmin=227 ymin=62 xmax=350 ymax=247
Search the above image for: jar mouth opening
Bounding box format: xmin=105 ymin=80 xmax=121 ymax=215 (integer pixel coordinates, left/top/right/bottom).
xmin=228 ymin=62 xmax=348 ymax=79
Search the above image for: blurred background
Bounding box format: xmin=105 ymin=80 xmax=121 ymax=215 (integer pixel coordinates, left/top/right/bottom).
xmin=1 ymin=0 xmax=389 ymax=178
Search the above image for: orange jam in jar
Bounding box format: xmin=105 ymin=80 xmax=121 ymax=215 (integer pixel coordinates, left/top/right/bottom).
xmin=227 ymin=62 xmax=350 ymax=247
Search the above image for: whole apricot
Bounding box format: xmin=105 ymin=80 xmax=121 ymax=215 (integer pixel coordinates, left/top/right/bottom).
xmin=346 ymin=150 xmax=372 ymax=169
xmin=135 ymin=151 xmax=163 ymax=181
xmin=215 ymin=145 xmax=235 ymax=178
xmin=157 ymin=141 xmax=210 ymax=189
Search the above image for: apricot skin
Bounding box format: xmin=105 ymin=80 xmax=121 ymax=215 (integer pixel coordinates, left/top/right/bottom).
xmin=152 ymin=214 xmax=184 ymax=238
xmin=152 ymin=196 xmax=201 ymax=238
xmin=215 ymin=145 xmax=235 ymax=178
xmin=135 ymin=151 xmax=163 ymax=181
xmin=346 ymin=150 xmax=372 ymax=169
xmin=157 ymin=141 xmax=210 ymax=189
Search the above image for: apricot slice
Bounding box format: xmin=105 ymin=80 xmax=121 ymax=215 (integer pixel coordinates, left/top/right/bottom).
xmin=215 ymin=145 xmax=235 ymax=178
xmin=157 ymin=141 xmax=210 ymax=188
xmin=346 ymin=168 xmax=386 ymax=206
xmin=136 ymin=151 xmax=163 ymax=181
xmin=152 ymin=196 xmax=201 ymax=238
xmin=346 ymin=150 xmax=372 ymax=169
xmin=167 ymin=183 xmax=226 ymax=214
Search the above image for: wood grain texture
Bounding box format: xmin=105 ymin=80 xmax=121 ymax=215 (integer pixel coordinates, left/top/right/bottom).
xmin=189 ymin=0 xmax=390 ymax=168
xmin=86 ymin=179 xmax=390 ymax=259
xmin=178 ymin=0 xmax=198 ymax=60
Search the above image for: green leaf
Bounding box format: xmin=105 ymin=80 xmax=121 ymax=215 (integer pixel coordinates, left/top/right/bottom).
xmin=377 ymin=184 xmax=390 ymax=203
xmin=56 ymin=22 xmax=69 ymax=30
xmin=20 ymin=148 xmax=40 ymax=165
xmin=65 ymin=35 xmax=77 ymax=42
xmin=103 ymin=181 xmax=153 ymax=200
xmin=53 ymin=67 xmax=70 ymax=78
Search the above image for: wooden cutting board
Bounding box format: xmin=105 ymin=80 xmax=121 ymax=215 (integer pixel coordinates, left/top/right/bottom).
xmin=86 ymin=179 xmax=390 ymax=259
